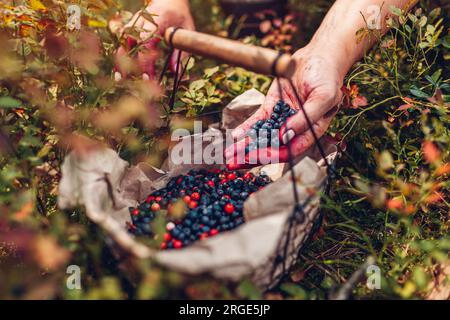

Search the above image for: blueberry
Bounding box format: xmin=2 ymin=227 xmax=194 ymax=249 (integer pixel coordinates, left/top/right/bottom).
xmin=240 ymin=192 xmax=249 ymax=200
xmin=208 ymin=219 xmax=216 ymax=227
xmin=220 ymin=216 xmax=229 ymax=224
xmin=247 ymin=128 xmax=258 ymax=139
xmin=142 ymin=217 xmax=152 ymax=224
xmin=255 ymin=120 xmax=265 ymax=128
xmin=271 ymin=136 xmax=280 ymax=147
xmin=257 ymin=137 xmax=268 ymax=147
xmin=201 ymin=216 xmax=210 ymax=224
xmin=141 ymin=224 xmax=152 ymax=234
xmin=247 ymin=141 xmax=257 ymax=152
xmin=273 ymin=104 xmax=281 ymax=113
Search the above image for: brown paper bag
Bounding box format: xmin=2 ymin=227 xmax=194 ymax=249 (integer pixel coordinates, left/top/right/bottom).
xmin=58 ymin=89 xmax=338 ymax=288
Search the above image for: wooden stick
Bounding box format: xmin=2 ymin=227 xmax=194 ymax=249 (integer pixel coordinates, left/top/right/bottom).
xmin=164 ymin=27 xmax=296 ymax=78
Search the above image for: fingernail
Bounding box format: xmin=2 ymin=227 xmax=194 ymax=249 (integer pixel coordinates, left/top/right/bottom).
xmin=114 ymin=71 xmax=122 ymax=82
xmin=282 ymin=129 xmax=295 ymax=144
xmin=142 ymin=73 xmax=150 ymax=80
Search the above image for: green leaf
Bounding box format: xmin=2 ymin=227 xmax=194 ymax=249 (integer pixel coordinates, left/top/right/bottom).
xmin=409 ymin=85 xmax=430 ymax=99
xmin=431 ymin=69 xmax=442 ymax=83
xmin=204 ymin=66 xmax=219 ymax=78
xmin=189 ymin=79 xmax=205 ymax=91
xmin=0 ymin=96 xmax=22 ymax=108
xmin=237 ymin=279 xmax=262 ymax=299
xmin=379 ymin=151 xmax=394 ymax=171
xmin=390 ymin=6 xmax=402 ymax=16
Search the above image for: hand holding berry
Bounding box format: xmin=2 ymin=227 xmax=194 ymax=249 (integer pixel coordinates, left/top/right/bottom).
xmin=225 ymin=45 xmax=343 ymax=170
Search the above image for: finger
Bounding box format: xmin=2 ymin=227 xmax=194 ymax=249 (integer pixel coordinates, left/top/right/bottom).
xmin=114 ymin=46 xmax=129 ymax=79
xmin=280 ymin=86 xmax=340 ymax=144
xmin=227 ymin=116 xmax=332 ymax=169
xmin=137 ymin=38 xmax=161 ymax=79
xmin=169 ymin=49 xmax=192 ymax=73
xmin=225 ymin=145 xmax=282 ymax=170
xmin=278 ymin=116 xmax=332 ymax=161
xmin=224 ymin=136 xmax=250 ymax=160
xmin=230 ymin=107 xmax=267 ymax=141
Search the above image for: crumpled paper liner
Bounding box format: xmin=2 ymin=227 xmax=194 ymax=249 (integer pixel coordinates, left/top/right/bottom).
xmin=58 ymin=89 xmax=338 ymax=289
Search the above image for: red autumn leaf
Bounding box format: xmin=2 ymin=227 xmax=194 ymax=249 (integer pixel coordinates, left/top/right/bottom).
xmin=422 ymin=141 xmax=441 ymax=163
xmin=403 ymin=97 xmax=416 ymax=104
xmin=435 ymin=163 xmax=450 ymax=176
xmin=13 ymin=201 xmax=34 ymax=221
xmin=259 ymin=20 xmax=272 ymax=34
xmin=352 ymin=95 xmax=368 ymax=108
xmin=387 ymin=198 xmax=403 ymax=210
xmin=398 ymin=103 xmax=413 ymax=111
xmin=424 ymin=192 xmax=443 ymax=204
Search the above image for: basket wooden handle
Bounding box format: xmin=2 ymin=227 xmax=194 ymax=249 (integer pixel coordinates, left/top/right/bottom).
xmin=164 ymin=27 xmax=296 ymax=78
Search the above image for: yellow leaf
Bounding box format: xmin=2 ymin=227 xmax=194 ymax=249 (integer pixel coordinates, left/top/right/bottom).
xmin=88 ymin=19 xmax=107 ymax=28
xmin=29 ymin=0 xmax=47 ymax=12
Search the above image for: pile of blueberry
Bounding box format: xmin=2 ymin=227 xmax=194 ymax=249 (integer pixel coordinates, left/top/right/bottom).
xmin=245 ymin=100 xmax=297 ymax=154
xmin=127 ymin=169 xmax=271 ymax=250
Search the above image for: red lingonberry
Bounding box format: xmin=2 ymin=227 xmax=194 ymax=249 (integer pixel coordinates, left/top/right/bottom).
xmin=183 ymin=195 xmax=191 ymax=204
xmin=164 ymin=233 xmax=172 ymax=241
xmin=210 ymin=229 xmax=219 ymax=236
xmin=227 ymin=173 xmax=237 ymax=180
xmin=191 ymin=192 xmax=200 ymax=201
xmin=200 ymin=233 xmax=208 ymax=240
xmin=173 ymin=240 xmax=183 ymax=249
xmin=188 ymin=201 xmax=198 ymax=209
xmin=224 ymin=203 xmax=234 ymax=214
xmin=176 ymin=177 xmax=182 ymax=184
xmin=151 ymin=203 xmax=160 ymax=212
xmin=146 ymin=195 xmax=155 ymax=203
xmin=155 ymin=196 xmax=162 ymax=202
xmin=132 ymin=208 xmax=140 ymax=216
xmin=160 ymin=242 xmax=167 ymax=250
xmin=243 ymin=172 xmax=253 ymax=180
xmin=207 ymin=180 xmax=215 ymax=187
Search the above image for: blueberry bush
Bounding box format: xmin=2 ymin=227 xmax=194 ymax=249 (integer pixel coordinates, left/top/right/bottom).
xmin=0 ymin=0 xmax=448 ymax=299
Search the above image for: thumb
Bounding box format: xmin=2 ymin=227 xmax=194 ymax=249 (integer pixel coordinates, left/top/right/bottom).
xmin=280 ymin=87 xmax=340 ymax=144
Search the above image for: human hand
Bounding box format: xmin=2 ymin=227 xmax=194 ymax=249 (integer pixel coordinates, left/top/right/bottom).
xmin=225 ymin=44 xmax=343 ymax=170
xmin=114 ymin=0 xmax=194 ymax=79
